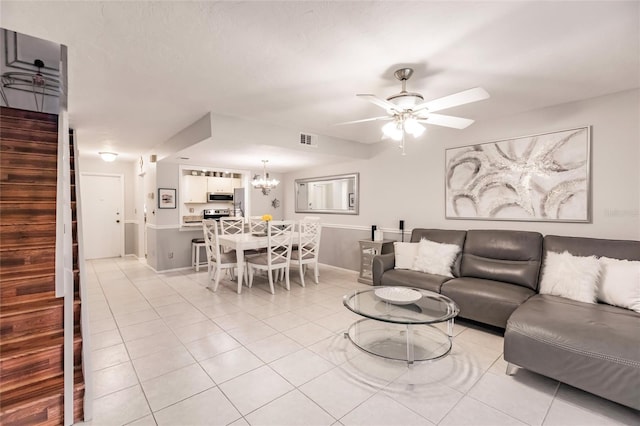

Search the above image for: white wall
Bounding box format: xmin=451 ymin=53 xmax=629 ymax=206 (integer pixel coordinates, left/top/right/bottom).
xmin=155 ymin=162 xmax=181 ymax=226
xmin=284 ymin=89 xmax=640 ymax=241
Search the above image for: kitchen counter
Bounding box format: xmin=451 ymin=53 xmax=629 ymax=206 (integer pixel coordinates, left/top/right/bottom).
xmin=181 ymin=222 xmax=202 ymax=231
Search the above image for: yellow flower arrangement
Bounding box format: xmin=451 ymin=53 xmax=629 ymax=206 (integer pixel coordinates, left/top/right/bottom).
xmin=261 ymin=214 xmax=273 ymax=222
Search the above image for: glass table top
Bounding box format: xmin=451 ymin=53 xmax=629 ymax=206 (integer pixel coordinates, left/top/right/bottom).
xmin=343 ymin=286 xmax=459 ymax=325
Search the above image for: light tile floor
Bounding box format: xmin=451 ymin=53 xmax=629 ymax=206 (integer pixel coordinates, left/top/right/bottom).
xmin=79 ymin=257 xmax=639 ymax=426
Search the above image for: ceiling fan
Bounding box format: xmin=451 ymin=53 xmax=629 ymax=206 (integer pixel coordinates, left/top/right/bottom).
xmin=338 ymin=68 xmax=490 ymax=154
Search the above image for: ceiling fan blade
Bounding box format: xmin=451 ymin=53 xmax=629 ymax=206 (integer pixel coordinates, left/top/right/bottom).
xmin=356 ymin=94 xmax=400 ymax=112
xmin=412 ymin=87 xmax=490 ymax=113
xmin=417 ymin=113 xmax=475 ymax=129
xmin=333 ymin=116 xmax=392 ymax=126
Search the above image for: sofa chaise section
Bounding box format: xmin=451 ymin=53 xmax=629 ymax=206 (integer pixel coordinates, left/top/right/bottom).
xmin=504 ymin=235 xmax=640 ymax=410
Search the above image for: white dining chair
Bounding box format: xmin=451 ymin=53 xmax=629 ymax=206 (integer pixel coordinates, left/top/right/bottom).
xmin=203 ymin=219 xmax=239 ymax=292
xmin=290 ymin=219 xmax=322 ymax=287
xmin=247 ymin=220 xmax=294 ymax=294
xmin=302 ymin=216 xmax=321 ymax=222
xmin=248 ymin=216 xmax=267 ymax=235
xmin=220 ymin=217 xmax=244 ymax=234
xmin=219 ymin=217 xmax=244 ymax=254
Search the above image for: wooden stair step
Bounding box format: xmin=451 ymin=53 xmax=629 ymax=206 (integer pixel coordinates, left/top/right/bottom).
xmin=0 ymin=127 xmax=58 ymax=144
xmin=0 ymin=151 xmax=58 ymax=170
xmin=0 ymin=274 xmax=56 ymax=307
xmin=0 ymin=201 xmax=75 ymax=224
xmin=1 ymin=166 xmax=58 ymax=185
xmin=0 ymin=244 xmax=56 ymax=281
xmin=1 ymin=326 xmax=82 ymax=362
xmin=0 ymin=368 xmax=84 ymax=426
xmin=0 ymin=116 xmax=58 ymax=133
xmin=0 ymin=240 xmax=56 ymax=251
xmin=1 ymin=298 xmax=81 ymax=344
xmin=0 ymin=222 xmax=58 ymax=249
xmin=0 ymin=138 xmax=59 ymax=156
xmin=1 ymin=330 xmax=82 ymax=393
xmin=0 ymin=107 xmax=58 ymax=123
xmin=0 ymin=183 xmax=58 ymax=202
xmin=0 ymin=297 xmax=64 ymax=319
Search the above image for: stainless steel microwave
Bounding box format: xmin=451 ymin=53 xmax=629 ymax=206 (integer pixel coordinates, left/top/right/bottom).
xmin=208 ymin=192 xmax=233 ymax=202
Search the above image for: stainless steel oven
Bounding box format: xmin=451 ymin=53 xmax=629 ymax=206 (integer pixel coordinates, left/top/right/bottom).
xmin=203 ymin=209 xmax=231 ymax=220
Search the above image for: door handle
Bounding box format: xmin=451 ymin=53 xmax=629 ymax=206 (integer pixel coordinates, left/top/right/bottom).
xmin=116 ymin=220 xmax=120 ymax=223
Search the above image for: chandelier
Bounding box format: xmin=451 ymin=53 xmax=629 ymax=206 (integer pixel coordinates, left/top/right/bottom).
xmin=251 ymin=160 xmax=279 ymax=195
xmin=0 ymin=59 xmax=60 ymax=112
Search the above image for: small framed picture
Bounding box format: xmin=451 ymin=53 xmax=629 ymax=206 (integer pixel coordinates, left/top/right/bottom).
xmin=158 ymin=188 xmax=177 ymax=209
xmin=348 ymin=192 xmax=355 ymax=208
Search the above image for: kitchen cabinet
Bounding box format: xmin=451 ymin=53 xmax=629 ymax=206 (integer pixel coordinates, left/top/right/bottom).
xmin=207 ymin=177 xmax=233 ymax=193
xmin=183 ymin=175 xmax=207 ymax=203
xmin=231 ymin=177 xmax=242 ymax=189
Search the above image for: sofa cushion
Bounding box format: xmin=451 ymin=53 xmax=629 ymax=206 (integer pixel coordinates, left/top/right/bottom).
xmin=539 ymin=250 xmax=601 ymax=303
xmin=393 ymin=242 xmax=418 ymax=270
xmin=410 ymin=229 xmax=467 ymax=277
xmin=441 ymin=277 xmax=535 ymax=328
xmin=505 ymin=294 xmax=640 ymax=410
xmin=412 ymin=238 xmax=460 ymax=277
xmin=380 ymin=269 xmax=450 ymax=293
xmin=461 ymin=230 xmax=542 ymax=290
xmin=598 ymin=257 xmax=640 ymax=313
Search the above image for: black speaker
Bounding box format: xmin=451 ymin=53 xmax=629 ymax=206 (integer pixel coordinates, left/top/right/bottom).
xmin=371 ymin=225 xmax=377 ymax=241
xmin=399 ymin=220 xmax=405 ymax=242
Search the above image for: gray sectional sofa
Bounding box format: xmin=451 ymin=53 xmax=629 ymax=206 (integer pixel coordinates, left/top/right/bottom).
xmin=372 ymin=229 xmax=640 ymax=410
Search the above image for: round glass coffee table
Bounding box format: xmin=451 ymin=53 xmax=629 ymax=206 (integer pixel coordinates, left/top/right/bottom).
xmin=343 ymin=286 xmax=459 ymax=364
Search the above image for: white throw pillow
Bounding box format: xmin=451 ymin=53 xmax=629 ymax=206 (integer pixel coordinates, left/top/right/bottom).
xmin=539 ymin=251 xmax=600 ymax=303
xmin=394 ymin=242 xmax=418 ymax=270
xmin=411 ymin=238 xmax=460 ymax=277
xmin=597 ymin=257 xmax=640 ymax=313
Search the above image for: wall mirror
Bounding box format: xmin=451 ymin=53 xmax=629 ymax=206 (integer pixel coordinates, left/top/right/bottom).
xmin=295 ymin=173 xmax=359 ymax=215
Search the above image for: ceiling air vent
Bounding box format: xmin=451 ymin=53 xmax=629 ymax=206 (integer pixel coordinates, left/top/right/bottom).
xmin=299 ymin=132 xmax=318 ymax=147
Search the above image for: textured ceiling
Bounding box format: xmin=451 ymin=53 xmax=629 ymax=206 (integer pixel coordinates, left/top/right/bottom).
xmin=1 ymin=1 xmax=638 ymax=170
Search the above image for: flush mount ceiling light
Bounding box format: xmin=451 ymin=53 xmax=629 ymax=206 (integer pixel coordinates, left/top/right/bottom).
xmin=251 ymin=160 xmax=279 ymax=195
xmin=336 ymin=67 xmax=490 ymax=155
xmin=0 ymin=59 xmax=60 ymax=112
xmin=99 ymin=152 xmax=118 ymax=162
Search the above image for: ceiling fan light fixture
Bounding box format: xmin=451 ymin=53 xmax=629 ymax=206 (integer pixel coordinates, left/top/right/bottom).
xmin=382 ymin=121 xmax=403 ymax=141
xmin=387 ymin=92 xmax=423 ymax=110
xmin=404 ymin=117 xmax=425 ymax=137
xmin=348 ymin=67 xmax=490 ymax=154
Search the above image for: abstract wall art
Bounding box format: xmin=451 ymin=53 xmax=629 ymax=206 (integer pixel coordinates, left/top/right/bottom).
xmin=445 ymin=127 xmax=590 ymax=222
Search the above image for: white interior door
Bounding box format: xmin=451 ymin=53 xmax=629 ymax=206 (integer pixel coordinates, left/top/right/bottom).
xmin=80 ymin=173 xmax=124 ymax=259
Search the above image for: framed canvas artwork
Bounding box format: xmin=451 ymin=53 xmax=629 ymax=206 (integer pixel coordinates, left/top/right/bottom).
xmin=445 ymin=126 xmax=590 ymax=222
xmin=158 ymin=188 xmax=177 ymax=209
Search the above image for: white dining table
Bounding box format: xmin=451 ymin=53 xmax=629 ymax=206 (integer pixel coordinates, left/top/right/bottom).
xmin=217 ymin=232 xmax=300 ymax=294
